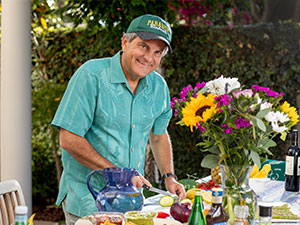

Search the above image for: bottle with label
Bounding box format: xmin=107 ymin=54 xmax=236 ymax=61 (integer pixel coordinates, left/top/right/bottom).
xmin=259 ymin=205 xmax=272 ymax=225
xmin=188 ymin=190 xmax=206 ymax=225
xmin=206 ymin=188 xmax=228 ymax=225
xmin=285 ymin=129 xmax=300 ymax=192
xmin=14 ymin=206 xmax=28 ymax=225
xmin=233 ymin=205 xmax=248 ymax=225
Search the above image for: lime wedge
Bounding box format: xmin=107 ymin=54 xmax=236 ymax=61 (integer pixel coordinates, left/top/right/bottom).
xmin=159 ymin=195 xmax=175 ymax=207
xmin=180 ymin=198 xmax=193 ymax=204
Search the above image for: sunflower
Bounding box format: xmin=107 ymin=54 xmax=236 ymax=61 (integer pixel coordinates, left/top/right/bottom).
xmin=280 ymin=101 xmax=299 ymax=125
xmin=182 ymin=93 xmax=218 ymax=131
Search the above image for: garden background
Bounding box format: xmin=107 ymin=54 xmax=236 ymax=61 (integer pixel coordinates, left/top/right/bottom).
xmin=31 ymin=0 xmax=300 ymax=222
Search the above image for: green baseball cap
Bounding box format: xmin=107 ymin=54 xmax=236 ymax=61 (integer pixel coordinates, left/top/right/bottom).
xmin=126 ymin=14 xmax=172 ymax=51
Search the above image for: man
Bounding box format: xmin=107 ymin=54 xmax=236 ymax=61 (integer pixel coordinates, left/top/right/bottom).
xmin=52 ymin=14 xmax=185 ymax=224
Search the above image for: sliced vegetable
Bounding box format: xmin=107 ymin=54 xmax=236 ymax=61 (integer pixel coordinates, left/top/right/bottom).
xmin=159 ymin=195 xmax=175 ymax=207
xmin=156 ymin=212 xmax=170 ymax=218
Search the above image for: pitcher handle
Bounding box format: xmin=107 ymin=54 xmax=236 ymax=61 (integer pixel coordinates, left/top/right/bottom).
xmin=87 ymin=169 xmax=104 ymax=200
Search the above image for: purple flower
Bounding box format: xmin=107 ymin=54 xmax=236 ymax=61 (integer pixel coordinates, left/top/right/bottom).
xmin=267 ymin=90 xmax=279 ymax=98
xmin=196 ymin=123 xmax=206 ymax=132
xmin=251 ymin=85 xmax=270 ymax=93
xmin=235 ymin=116 xmax=251 ymax=129
xmin=174 ymin=109 xmax=178 ymax=118
xmin=180 ymin=85 xmax=192 ymax=99
xmin=214 ymin=94 xmax=233 ymax=107
xmin=222 ymin=123 xmax=233 ymax=134
xmin=170 ymin=97 xmax=178 ymax=109
xmin=194 ymin=82 xmax=206 ymax=90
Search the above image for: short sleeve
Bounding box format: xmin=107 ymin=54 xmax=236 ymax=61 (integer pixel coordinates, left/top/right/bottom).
xmin=51 ymin=69 xmax=98 ymax=137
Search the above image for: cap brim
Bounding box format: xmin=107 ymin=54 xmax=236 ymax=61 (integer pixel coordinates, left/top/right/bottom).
xmin=136 ymin=32 xmax=172 ymax=52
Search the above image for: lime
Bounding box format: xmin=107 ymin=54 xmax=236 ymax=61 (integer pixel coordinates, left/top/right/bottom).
xmin=159 ymin=195 xmax=175 ymax=207
xmin=180 ymin=198 xmax=193 ymax=204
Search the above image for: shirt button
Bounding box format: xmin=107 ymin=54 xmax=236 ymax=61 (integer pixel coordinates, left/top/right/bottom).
xmin=131 ymin=148 xmax=134 ymax=152
xmin=132 ymin=124 xmax=135 ymax=128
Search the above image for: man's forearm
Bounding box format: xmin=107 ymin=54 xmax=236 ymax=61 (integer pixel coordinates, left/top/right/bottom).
xmin=149 ymin=131 xmax=174 ymax=175
xmin=59 ymin=128 xmax=115 ymax=170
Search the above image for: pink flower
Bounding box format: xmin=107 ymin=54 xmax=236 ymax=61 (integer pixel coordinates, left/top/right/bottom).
xmin=236 ymin=116 xmax=251 ymax=129
xmin=233 ymin=89 xmax=253 ymax=98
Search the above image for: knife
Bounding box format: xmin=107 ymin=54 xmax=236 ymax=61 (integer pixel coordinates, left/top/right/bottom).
xmin=142 ymin=184 xmax=174 ymax=196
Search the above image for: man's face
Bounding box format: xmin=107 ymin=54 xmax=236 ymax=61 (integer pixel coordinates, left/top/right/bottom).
xmin=121 ymin=36 xmax=167 ymax=81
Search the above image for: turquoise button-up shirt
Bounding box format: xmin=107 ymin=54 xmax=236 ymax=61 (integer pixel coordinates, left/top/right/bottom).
xmin=51 ymin=51 xmax=172 ymax=217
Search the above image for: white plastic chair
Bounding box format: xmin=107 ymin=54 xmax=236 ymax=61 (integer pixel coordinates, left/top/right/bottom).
xmin=0 ymin=179 xmax=25 ymax=225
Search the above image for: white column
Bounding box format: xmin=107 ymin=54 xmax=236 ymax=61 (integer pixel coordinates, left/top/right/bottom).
xmin=1 ymin=0 xmax=32 ymax=214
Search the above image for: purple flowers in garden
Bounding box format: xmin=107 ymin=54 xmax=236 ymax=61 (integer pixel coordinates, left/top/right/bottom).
xmin=251 ymin=85 xmax=283 ymax=98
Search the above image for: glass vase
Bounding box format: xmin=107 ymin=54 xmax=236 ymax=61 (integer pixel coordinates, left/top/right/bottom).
xmin=220 ymin=164 xmax=257 ymax=225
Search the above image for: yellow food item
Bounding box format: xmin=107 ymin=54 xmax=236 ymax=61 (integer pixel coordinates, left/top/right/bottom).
xmin=180 ymin=198 xmax=193 ymax=204
xmin=125 ymin=222 xmax=136 ymax=225
xmin=101 ymin=219 xmax=117 ymax=225
xmin=253 ymin=164 xmax=271 ymax=178
xmin=201 ymin=190 xmax=212 ymax=204
xmin=186 ymin=188 xmax=202 ymax=200
xmin=250 ymin=164 xmax=259 ymax=178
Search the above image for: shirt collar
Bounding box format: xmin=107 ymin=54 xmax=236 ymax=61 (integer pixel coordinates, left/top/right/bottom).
xmin=110 ymin=51 xmax=149 ymax=88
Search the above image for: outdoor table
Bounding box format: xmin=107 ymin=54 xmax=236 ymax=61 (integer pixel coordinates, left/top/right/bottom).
xmin=75 ymin=180 xmax=299 ymax=225
xmin=143 ymin=180 xmax=300 ymax=225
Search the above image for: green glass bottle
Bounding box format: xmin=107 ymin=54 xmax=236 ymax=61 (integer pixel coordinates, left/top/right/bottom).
xmin=14 ymin=206 xmax=28 ymax=225
xmin=188 ymin=190 xmax=206 ymax=225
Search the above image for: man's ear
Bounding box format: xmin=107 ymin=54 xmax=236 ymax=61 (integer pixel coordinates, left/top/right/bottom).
xmin=121 ymin=36 xmax=128 ymax=52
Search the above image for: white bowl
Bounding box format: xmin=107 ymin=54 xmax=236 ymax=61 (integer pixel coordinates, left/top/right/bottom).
xmin=249 ymin=178 xmax=270 ymax=194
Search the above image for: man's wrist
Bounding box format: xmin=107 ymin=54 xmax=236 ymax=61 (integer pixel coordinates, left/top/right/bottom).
xmin=162 ymin=173 xmax=178 ymax=181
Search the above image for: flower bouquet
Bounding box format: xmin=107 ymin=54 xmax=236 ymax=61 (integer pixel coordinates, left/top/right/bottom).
xmin=171 ymin=76 xmax=299 ymax=224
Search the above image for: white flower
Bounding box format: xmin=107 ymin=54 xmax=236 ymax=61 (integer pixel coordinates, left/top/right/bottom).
xmin=206 ymin=75 xmax=240 ymax=95
xmin=264 ymin=111 xmax=277 ymax=122
xmin=260 ymin=102 xmax=273 ymax=110
xmin=264 ymin=111 xmax=289 ymax=133
xmin=277 ymin=112 xmax=289 ymax=123
xmin=271 ymin=121 xmax=288 ymax=133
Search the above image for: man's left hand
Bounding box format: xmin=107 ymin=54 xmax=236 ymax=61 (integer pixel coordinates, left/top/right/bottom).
xmin=165 ymin=177 xmax=186 ymax=200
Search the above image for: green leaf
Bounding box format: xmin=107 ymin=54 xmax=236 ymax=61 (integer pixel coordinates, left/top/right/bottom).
xmin=176 ymin=121 xmax=186 ymax=126
xmin=204 ymin=145 xmax=221 ymax=154
xmin=250 ymin=150 xmax=261 ymax=168
xmin=258 ymin=138 xmax=277 ymax=148
xmin=201 ymin=154 xmax=219 ymax=168
xmin=256 ymin=117 xmax=266 ymax=132
xmin=256 ymin=108 xmax=270 ymax=119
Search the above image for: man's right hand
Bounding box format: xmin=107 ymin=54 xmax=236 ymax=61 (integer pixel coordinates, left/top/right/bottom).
xmin=132 ymin=173 xmax=152 ymax=190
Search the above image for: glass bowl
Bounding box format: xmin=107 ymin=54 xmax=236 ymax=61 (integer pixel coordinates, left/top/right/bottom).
xmin=93 ymin=212 xmax=124 ymax=225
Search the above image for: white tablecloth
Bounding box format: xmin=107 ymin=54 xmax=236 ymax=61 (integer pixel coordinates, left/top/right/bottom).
xmin=143 ymin=180 xmax=300 ymax=225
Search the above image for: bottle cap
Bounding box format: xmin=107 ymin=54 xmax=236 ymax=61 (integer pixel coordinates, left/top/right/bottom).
xmin=15 ymin=206 xmax=28 ymax=215
xmin=259 ymin=205 xmax=272 ymax=217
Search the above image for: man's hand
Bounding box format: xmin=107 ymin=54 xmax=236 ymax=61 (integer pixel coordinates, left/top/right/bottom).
xmin=165 ymin=177 xmax=186 ymax=200
xmin=132 ymin=173 xmax=152 ymax=190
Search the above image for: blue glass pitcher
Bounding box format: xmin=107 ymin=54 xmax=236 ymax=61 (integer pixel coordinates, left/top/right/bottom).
xmin=87 ymin=167 xmax=144 ymax=213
